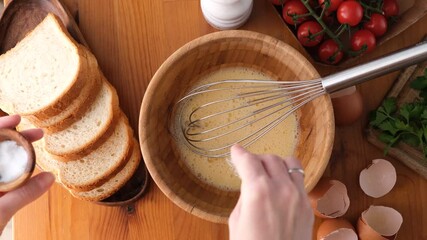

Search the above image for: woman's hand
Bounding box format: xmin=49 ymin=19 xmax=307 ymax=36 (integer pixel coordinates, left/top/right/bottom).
xmin=228 ymin=145 xmax=314 ymax=240
xmin=0 ymin=115 xmax=54 ymax=235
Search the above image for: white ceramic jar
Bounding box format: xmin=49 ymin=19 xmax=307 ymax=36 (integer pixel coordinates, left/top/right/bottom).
xmin=200 ymin=0 xmax=254 ymax=30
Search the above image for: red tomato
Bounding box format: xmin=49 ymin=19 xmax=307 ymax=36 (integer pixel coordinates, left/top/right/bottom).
xmin=337 ymin=1 xmax=363 ymax=26
xmin=351 ymin=29 xmax=376 ymax=53
xmin=382 ymin=0 xmax=399 ymax=17
xmin=282 ymin=0 xmax=308 ymax=25
xmin=317 ymin=39 xmax=344 ymax=64
xmin=318 ymin=0 xmax=343 ymax=13
xmin=297 ymin=21 xmax=324 ymax=47
xmin=363 ymin=13 xmax=388 ymax=37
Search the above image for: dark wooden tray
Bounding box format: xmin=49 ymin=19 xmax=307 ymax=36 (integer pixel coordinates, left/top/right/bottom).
xmin=366 ymin=58 xmax=427 ymax=179
xmin=0 ymin=0 xmax=149 ymax=206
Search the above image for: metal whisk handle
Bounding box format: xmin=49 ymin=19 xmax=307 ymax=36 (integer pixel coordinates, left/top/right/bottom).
xmin=322 ymin=41 xmax=427 ymax=93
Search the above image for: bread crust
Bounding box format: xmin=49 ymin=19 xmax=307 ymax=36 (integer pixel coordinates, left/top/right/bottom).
xmin=0 ymin=15 xmax=87 ymax=116
xmin=69 ymin=138 xmax=141 ymax=202
xmin=43 ymin=79 xmax=120 ymax=157
xmin=59 ymin=116 xmax=134 ymax=191
xmin=28 ymin=49 xmax=102 ymax=129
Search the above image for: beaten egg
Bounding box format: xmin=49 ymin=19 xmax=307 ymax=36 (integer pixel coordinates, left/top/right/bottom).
xmin=172 ymin=67 xmax=299 ymax=191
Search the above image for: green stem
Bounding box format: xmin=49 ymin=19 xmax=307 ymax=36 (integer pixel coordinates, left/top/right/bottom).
xmin=310 ymin=29 xmax=326 ymax=38
xmin=359 ymin=1 xmax=384 ymax=14
xmin=296 ymin=12 xmax=312 ymax=18
xmin=319 ymin=1 xmax=327 ymax=19
xmin=335 ymin=24 xmax=347 ymax=38
xmin=300 ymin=0 xmax=344 ymax=50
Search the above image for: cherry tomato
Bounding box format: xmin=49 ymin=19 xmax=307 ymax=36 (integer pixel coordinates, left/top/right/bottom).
xmin=297 ymin=21 xmax=324 ymax=47
xmin=282 ymin=0 xmax=308 ymax=25
xmin=382 ymin=0 xmax=399 ymax=17
xmin=351 ymin=29 xmax=376 ymax=54
xmin=337 ymin=1 xmax=363 ymax=26
xmin=318 ymin=39 xmax=344 ymax=64
xmin=318 ymin=0 xmax=343 ymax=13
xmin=363 ymin=13 xmax=388 ymax=37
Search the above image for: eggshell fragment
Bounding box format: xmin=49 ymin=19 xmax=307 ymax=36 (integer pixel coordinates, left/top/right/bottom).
xmin=357 ymin=205 xmax=403 ymax=240
xmin=359 ymin=159 xmax=397 ymax=198
xmin=308 ymin=179 xmax=350 ymax=218
xmin=317 ymin=218 xmax=358 ymax=240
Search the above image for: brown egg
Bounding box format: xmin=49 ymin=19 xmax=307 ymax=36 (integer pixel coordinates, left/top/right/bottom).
xmin=357 ymin=205 xmax=403 ymax=240
xmin=308 ymin=178 xmax=350 ymax=218
xmin=317 ymin=218 xmax=358 ymax=240
xmin=331 ymin=86 xmax=364 ymax=126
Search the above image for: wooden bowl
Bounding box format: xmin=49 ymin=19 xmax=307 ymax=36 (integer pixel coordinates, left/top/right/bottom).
xmin=139 ymin=30 xmax=334 ymax=223
xmin=0 ymin=128 xmax=36 ymax=192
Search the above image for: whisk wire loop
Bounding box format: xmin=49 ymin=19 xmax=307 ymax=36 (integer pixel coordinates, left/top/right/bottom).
xmin=177 ymin=79 xmax=325 ymax=157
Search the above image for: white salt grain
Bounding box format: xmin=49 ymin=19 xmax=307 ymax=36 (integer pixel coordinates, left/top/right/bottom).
xmin=0 ymin=140 xmax=28 ymax=183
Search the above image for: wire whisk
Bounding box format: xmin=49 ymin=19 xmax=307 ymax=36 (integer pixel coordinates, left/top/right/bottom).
xmin=176 ymin=42 xmax=427 ymax=158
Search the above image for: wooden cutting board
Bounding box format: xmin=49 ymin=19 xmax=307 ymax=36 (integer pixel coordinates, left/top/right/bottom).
xmin=367 ymin=56 xmax=427 ymax=179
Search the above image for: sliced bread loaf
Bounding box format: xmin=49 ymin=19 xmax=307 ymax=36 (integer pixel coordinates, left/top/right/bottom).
xmin=58 ymin=116 xmax=132 ymax=190
xmin=27 ymin=49 xmax=103 ymax=130
xmin=43 ymin=80 xmax=120 ymax=156
xmin=19 ymin=114 xmax=133 ymax=191
xmin=0 ymin=14 xmax=88 ymax=117
xmin=70 ymin=138 xmax=141 ymax=201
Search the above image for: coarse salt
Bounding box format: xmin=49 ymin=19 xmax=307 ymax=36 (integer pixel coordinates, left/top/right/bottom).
xmin=0 ymin=140 xmax=28 ymax=183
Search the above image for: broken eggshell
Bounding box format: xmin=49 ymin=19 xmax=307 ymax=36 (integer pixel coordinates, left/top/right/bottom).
xmin=308 ymin=178 xmax=350 ymax=218
xmin=359 ymin=159 xmax=397 ymax=198
xmin=357 ymin=205 xmax=403 ymax=240
xmin=317 ymin=218 xmax=358 ymax=240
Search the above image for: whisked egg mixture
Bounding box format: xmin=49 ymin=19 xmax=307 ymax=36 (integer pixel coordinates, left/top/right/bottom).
xmin=173 ymin=67 xmax=299 ymax=191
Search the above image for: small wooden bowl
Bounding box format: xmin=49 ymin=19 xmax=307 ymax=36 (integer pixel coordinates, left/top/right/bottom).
xmin=139 ymin=30 xmax=335 ymax=223
xmin=0 ymin=128 xmax=36 ymax=192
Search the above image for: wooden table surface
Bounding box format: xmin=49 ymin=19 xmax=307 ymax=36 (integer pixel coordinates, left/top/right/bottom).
xmin=12 ymin=0 xmax=427 ymax=239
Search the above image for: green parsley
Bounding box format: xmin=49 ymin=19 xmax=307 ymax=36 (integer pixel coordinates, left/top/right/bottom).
xmin=370 ymin=68 xmax=427 ymax=159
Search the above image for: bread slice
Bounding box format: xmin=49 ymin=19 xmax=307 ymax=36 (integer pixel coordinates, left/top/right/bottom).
xmin=70 ymin=138 xmax=141 ymax=201
xmin=18 ymin=116 xmax=133 ymax=190
xmin=0 ymin=14 xmax=88 ymax=117
xmin=58 ymin=116 xmax=132 ymax=190
xmin=27 ymin=49 xmax=103 ymax=130
xmin=43 ymin=80 xmax=120 ymax=156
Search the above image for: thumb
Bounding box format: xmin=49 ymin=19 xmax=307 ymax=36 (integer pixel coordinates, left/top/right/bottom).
xmin=0 ymin=172 xmax=54 ymax=231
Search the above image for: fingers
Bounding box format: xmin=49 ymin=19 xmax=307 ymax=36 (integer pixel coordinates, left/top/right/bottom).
xmin=230 ymin=145 xmax=265 ymax=182
xmin=259 ymin=155 xmax=290 ymax=182
xmin=0 ymin=115 xmax=44 ymax=142
xmin=0 ymin=114 xmax=21 ymax=129
xmin=283 ymin=157 xmax=305 ymax=192
xmin=0 ymin=172 xmax=54 ymax=229
xmin=231 ymin=145 xmax=305 ymax=190
xmin=20 ymin=128 xmax=44 ymax=142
